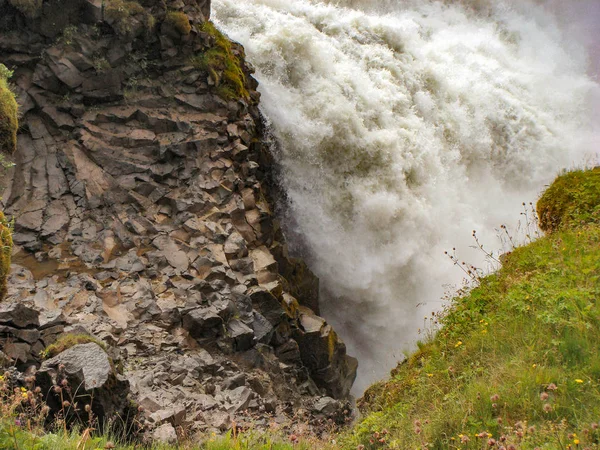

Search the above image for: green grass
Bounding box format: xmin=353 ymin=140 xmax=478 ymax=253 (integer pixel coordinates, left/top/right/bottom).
xmin=340 ymin=170 xmax=600 ymax=449
xmin=0 ymin=423 xmax=317 ymax=450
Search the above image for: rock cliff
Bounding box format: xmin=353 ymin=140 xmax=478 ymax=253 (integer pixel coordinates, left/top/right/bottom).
xmin=0 ymin=0 xmax=356 ymax=439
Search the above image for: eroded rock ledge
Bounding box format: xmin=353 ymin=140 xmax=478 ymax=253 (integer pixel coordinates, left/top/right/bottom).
xmin=0 ymin=0 xmax=357 ymax=439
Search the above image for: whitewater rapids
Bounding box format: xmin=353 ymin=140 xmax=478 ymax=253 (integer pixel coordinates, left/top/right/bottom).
xmin=212 ymin=0 xmax=600 ymax=393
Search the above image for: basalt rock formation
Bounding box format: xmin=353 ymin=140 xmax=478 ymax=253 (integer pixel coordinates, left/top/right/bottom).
xmin=0 ymin=0 xmax=356 ymax=439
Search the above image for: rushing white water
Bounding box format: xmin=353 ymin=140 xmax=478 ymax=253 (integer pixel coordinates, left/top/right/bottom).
xmin=213 ymin=0 xmax=600 ymax=393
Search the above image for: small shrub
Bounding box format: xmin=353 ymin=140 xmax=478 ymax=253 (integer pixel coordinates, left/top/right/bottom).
xmin=0 ymin=65 xmax=18 ymax=154
xmin=0 ymin=212 xmax=13 ymax=301
xmin=193 ymin=22 xmax=250 ymax=101
xmin=92 ymin=57 xmax=111 ymax=73
xmin=537 ymin=167 xmax=600 ymax=232
xmin=58 ymin=25 xmax=79 ymax=46
xmin=165 ymin=11 xmax=191 ymax=36
xmin=7 ymin=0 xmax=42 ymax=19
xmin=42 ymin=334 xmax=107 ymax=359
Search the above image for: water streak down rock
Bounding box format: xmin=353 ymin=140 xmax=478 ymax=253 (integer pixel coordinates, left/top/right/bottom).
xmin=0 ymin=0 xmax=356 ymax=437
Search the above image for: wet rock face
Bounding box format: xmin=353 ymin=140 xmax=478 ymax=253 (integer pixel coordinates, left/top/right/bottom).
xmin=0 ymin=0 xmax=356 ymax=438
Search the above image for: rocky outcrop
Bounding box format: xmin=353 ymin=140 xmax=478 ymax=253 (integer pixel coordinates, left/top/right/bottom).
xmin=0 ymin=0 xmax=356 ymax=439
xmin=0 ymin=302 xmax=65 ymax=368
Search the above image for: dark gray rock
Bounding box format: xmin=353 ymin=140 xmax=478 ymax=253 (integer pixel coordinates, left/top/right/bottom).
xmin=227 ymin=319 xmax=254 ymax=351
xmin=182 ymin=307 xmax=223 ymax=339
xmin=313 ymin=396 xmax=340 ymax=416
xmin=0 ymin=303 xmax=40 ymax=328
xmin=251 ymin=312 xmax=274 ymax=344
xmin=226 ymin=386 xmax=254 ymax=412
xmin=221 ymin=373 xmax=246 ymax=391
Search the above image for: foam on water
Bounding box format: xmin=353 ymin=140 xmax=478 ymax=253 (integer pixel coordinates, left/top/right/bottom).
xmin=212 ymin=0 xmax=600 ymax=393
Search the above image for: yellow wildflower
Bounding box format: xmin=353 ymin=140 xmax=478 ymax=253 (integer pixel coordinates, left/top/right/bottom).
xmin=574 ymin=439 xmax=580 ymax=444
xmin=532 ymin=364 xmax=537 ymax=368
xmin=575 ymin=379 xmax=584 ymax=384
xmin=455 ymin=341 xmax=463 ymax=348
xmin=20 ymin=387 xmax=26 ymax=392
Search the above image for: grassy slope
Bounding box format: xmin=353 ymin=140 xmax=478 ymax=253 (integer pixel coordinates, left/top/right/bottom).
xmin=341 ymin=172 xmax=600 ymax=449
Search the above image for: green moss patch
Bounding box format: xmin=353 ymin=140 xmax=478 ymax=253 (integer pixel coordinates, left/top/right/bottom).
xmin=0 ymin=66 xmax=18 ymax=155
xmin=104 ymin=0 xmax=146 ymax=35
xmin=193 ymin=22 xmax=250 ymax=101
xmin=165 ymin=11 xmax=191 ymax=36
xmin=537 ymin=167 xmax=600 ymax=232
xmin=42 ymin=334 xmax=107 ymax=359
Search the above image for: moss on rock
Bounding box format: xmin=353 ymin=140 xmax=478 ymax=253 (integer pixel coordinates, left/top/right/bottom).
xmin=104 ymin=0 xmax=146 ymax=35
xmin=7 ymin=0 xmax=42 ymax=19
xmin=42 ymin=333 xmax=107 ymax=358
xmin=0 ymin=213 xmax=12 ymax=301
xmin=165 ymin=11 xmax=191 ymax=35
xmin=537 ymin=167 xmax=600 ymax=233
xmin=194 ymin=21 xmax=250 ymax=101
xmin=0 ymin=66 xmax=18 ymax=155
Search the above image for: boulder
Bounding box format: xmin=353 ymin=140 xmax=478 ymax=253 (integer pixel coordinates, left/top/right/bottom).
xmin=36 ymin=343 xmax=130 ymax=428
xmin=153 ymin=423 xmax=178 ymax=444
xmin=293 ymin=312 xmax=358 ymax=398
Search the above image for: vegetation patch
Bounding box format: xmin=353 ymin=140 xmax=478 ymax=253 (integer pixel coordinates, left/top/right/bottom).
xmin=192 ymin=22 xmax=250 ymax=101
xmin=341 ymin=169 xmax=600 ymax=449
xmin=0 ymin=64 xmax=18 ymax=155
xmin=537 ymin=167 xmax=600 ymax=232
xmin=104 ymin=0 xmax=146 ymax=36
xmin=42 ymin=334 xmax=107 ymax=359
xmin=0 ymin=212 xmax=13 ymax=301
xmin=165 ymin=11 xmax=191 ymax=36
xmin=7 ymin=0 xmax=42 ymax=19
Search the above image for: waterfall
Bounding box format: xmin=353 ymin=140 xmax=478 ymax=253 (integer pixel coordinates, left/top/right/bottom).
xmin=212 ymin=0 xmax=600 ymax=393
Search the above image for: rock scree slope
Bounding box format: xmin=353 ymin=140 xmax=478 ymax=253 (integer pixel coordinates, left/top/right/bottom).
xmin=0 ymin=0 xmax=357 ymax=438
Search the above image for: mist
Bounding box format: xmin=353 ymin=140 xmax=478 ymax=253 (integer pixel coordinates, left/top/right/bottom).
xmin=213 ymin=0 xmax=600 ymax=394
